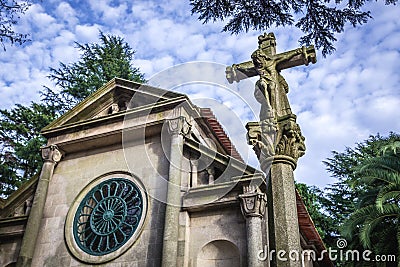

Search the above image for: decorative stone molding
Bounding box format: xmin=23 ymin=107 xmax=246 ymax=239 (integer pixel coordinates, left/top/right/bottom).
xmin=24 ymin=196 xmax=33 ymax=216
xmin=238 ymin=185 xmax=267 ymax=218
xmin=246 ymin=115 xmax=305 ymax=170
xmin=108 ymin=103 xmax=120 ymax=114
xmin=10 ymin=195 xmax=33 ymax=217
xmin=246 ymin=118 xmax=277 ymax=160
xmin=41 ymin=145 xmax=63 ymax=163
xmin=167 ymin=116 xmax=191 ymax=136
xmin=275 ymin=118 xmax=305 ymax=162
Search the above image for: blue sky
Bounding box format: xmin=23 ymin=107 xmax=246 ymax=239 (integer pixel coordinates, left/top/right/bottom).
xmin=0 ymin=0 xmax=399 ymax=188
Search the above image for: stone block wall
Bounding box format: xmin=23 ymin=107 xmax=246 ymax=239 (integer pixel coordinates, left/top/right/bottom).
xmin=0 ymin=235 xmax=22 ymax=266
xmin=188 ymin=207 xmax=247 ymax=267
xmin=31 ymin=137 xmax=169 ymax=266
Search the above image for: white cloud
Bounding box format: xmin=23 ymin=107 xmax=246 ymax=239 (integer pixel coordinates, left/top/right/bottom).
xmin=0 ymin=0 xmax=399 ymax=190
xmin=131 ymin=2 xmax=158 ymax=21
xmin=87 ymin=0 xmax=129 ymax=25
xmin=55 ymin=2 xmax=78 ymax=27
xmin=75 ymin=24 xmax=102 ymax=44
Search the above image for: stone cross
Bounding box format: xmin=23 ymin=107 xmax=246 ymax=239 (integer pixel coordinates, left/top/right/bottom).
xmin=226 ymin=32 xmax=316 ymax=120
xmin=227 ymin=33 xmax=317 ymax=267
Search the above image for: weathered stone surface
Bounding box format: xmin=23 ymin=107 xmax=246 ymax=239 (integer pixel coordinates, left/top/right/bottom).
xmin=269 ymin=163 xmax=302 ymax=267
xmin=2 ymin=77 xmax=327 ymax=267
xmin=189 ymin=208 xmax=247 ymax=267
xmin=226 ymin=32 xmax=316 ymax=120
xmin=227 ymin=33 xmax=316 ymax=267
xmin=17 ymin=145 xmax=62 ymax=267
xmin=239 ymin=185 xmax=268 ymax=267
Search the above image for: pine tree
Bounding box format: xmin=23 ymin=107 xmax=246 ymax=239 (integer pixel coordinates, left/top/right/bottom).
xmin=0 ymin=0 xmax=32 ymax=50
xmin=189 ymin=0 xmax=396 ymax=56
xmin=43 ymin=32 xmax=145 ymax=113
xmin=0 ymin=32 xmax=145 ymax=196
xmin=0 ymin=103 xmax=56 ymax=195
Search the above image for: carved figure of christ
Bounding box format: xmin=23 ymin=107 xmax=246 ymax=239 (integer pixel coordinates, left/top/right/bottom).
xmin=226 ymin=33 xmax=316 ymax=120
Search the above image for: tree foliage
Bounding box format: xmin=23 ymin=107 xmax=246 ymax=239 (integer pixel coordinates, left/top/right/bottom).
xmin=0 ymin=32 xmax=145 ymax=197
xmin=43 ymin=32 xmax=145 ymax=113
xmin=295 ymin=182 xmax=336 ymax=244
xmin=323 ymin=133 xmax=400 ymax=222
xmin=0 ymin=103 xmax=56 ymax=196
xmin=189 ymin=0 xmax=396 ymax=56
xmin=341 ymin=143 xmax=400 ymax=265
xmin=0 ymin=0 xmax=32 ymax=50
xmin=323 ymin=133 xmax=400 ymax=266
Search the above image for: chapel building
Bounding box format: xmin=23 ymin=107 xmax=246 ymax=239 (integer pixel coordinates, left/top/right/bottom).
xmin=0 ymin=78 xmax=332 ymax=267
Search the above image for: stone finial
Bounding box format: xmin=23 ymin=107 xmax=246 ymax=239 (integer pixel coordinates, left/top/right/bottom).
xmin=25 ymin=196 xmax=33 ymax=216
xmin=41 ymin=145 xmax=63 ymax=163
xmin=206 ymin=167 xmax=215 ymax=184
xmin=238 ymin=185 xmax=267 ymax=218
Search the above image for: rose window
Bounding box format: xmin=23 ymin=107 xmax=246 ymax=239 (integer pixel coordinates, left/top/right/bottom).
xmin=72 ymin=178 xmax=143 ymax=256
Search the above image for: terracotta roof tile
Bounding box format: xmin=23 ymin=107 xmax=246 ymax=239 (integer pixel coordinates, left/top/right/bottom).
xmin=200 ymin=108 xmax=244 ymax=162
xmin=296 ymin=190 xmax=334 ymax=266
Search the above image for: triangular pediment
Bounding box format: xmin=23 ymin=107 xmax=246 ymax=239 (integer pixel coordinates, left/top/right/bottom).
xmin=42 ymin=78 xmax=187 ymax=134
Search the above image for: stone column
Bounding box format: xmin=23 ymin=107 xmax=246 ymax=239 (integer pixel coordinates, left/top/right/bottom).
xmin=17 ymin=145 xmax=62 ymax=267
xmin=239 ymin=185 xmax=268 ymax=267
xmin=269 ymin=117 xmax=305 ymax=267
xmin=190 ymin=159 xmax=198 ymax=188
xmin=269 ymin=162 xmax=301 ymax=267
xmin=247 ymin=115 xmax=305 ymax=267
xmin=161 ymin=116 xmax=190 ymax=267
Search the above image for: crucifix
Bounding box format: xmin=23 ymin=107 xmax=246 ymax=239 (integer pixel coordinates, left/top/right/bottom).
xmin=226 ymin=32 xmax=316 ymax=120
xmin=227 ymin=33 xmax=317 ymax=267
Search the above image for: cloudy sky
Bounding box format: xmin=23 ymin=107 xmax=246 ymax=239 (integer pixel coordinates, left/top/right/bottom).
xmin=0 ymin=0 xmax=399 ymax=188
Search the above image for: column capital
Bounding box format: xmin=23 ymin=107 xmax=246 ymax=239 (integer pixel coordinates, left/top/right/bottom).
xmin=239 ymin=185 xmax=267 ymax=218
xmin=246 ymin=118 xmax=277 ymax=160
xmin=167 ymin=116 xmax=191 ymax=136
xmin=41 ymin=145 xmax=63 ymax=163
xmin=275 ymin=117 xmax=305 ymax=164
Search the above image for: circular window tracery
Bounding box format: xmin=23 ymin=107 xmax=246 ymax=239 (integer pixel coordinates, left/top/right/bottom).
xmin=65 ymin=174 xmax=147 ymax=263
xmin=73 ymin=178 xmax=143 ymax=255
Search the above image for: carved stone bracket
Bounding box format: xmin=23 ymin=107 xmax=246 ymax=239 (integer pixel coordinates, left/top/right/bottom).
xmin=167 ymin=116 xmax=191 ymax=137
xmin=41 ymin=145 xmax=63 ymax=163
xmin=239 ymin=185 xmax=267 ymax=218
xmin=275 ymin=116 xmax=306 ymax=163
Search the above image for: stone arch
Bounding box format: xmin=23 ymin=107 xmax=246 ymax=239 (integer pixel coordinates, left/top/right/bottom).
xmin=197 ymin=240 xmax=240 ymax=267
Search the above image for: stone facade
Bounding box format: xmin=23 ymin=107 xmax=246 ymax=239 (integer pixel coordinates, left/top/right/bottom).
xmin=0 ymin=78 xmax=331 ymax=267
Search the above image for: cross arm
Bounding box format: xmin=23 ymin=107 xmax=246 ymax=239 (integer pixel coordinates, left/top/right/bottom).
xmin=276 ymin=45 xmax=317 ymax=71
xmin=226 ymin=60 xmax=257 ymax=84
xmin=226 ymin=45 xmax=317 ymax=84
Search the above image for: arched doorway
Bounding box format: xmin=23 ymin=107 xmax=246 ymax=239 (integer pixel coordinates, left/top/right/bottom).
xmin=197 ymin=240 xmax=240 ymax=267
